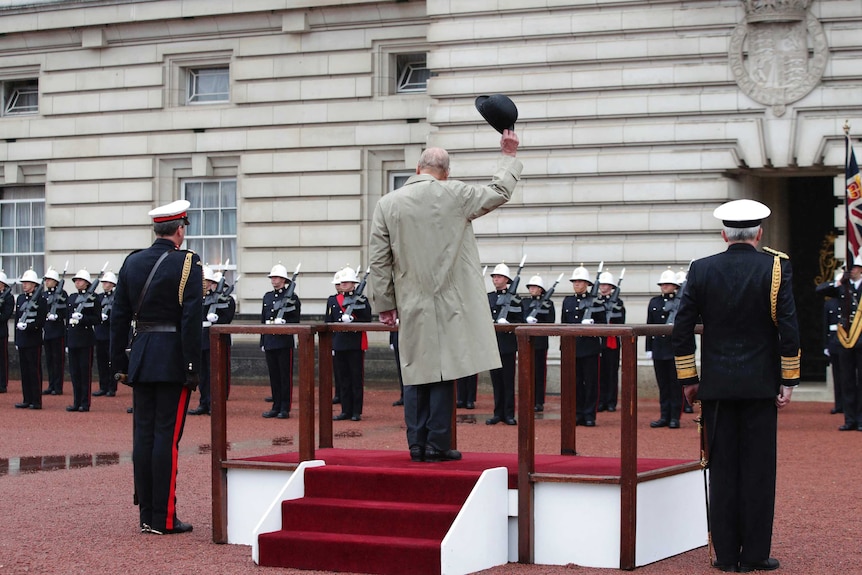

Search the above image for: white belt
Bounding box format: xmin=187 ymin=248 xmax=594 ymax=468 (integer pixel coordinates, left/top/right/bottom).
xmin=830 ymin=324 xmax=838 ymax=332
xmin=202 ymin=321 xmax=212 ymax=328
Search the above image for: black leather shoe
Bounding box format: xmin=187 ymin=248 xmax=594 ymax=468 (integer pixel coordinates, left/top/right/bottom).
xmin=456 ymin=401 xmax=465 ymax=408
xmin=684 ymin=405 xmax=694 ymax=414
xmin=392 ymin=399 xmax=404 ymax=406
xmin=838 ymin=423 xmax=858 ymax=431
xmin=92 ymin=390 xmax=108 ymax=397
xmin=264 ymin=396 xmax=273 ymax=402
xmin=534 ymin=404 xmax=544 ymax=412
xmin=409 ymin=447 xmax=424 ymax=462
xmin=15 ymin=402 xmax=30 ymax=409
xmin=42 ymin=388 xmax=53 ymax=395
xmin=277 ymin=411 xmax=290 ymax=419
xmin=51 ymin=390 xmax=61 ymax=395
xmin=79 ymin=406 xmax=89 ymax=412
xmin=333 ymin=413 xmax=350 ymax=421
xmin=126 ymin=407 xmax=133 ymax=414
xmin=669 ymin=419 xmax=680 ymax=429
xmin=504 ymin=417 xmax=517 ymax=426
xmin=66 ymin=405 xmax=80 ymax=412
xmin=650 ymin=418 xmax=668 ymax=428
xmin=584 ymin=420 xmax=596 ymax=427
xmin=576 ymin=418 xmax=585 ymax=426
xmin=607 ymin=405 xmax=616 ymax=412
xmin=350 ymin=415 xmax=361 ymax=421
xmin=424 ymin=447 xmax=462 ymax=462
xmin=30 ymin=404 xmax=42 ymax=410
xmin=713 ymin=562 xmax=739 ymax=572
xmin=597 ymin=404 xmax=607 ymax=412
xmin=830 ymin=407 xmax=843 ymax=414
xmin=465 ymin=402 xmax=475 ymax=409
xmin=738 ymin=558 xmax=779 ymax=572
xmin=0 ymin=387 xmax=6 ymax=393
xmin=485 ymin=416 xmax=502 ymax=425
xmin=188 ymin=406 xmax=210 ymax=416
xmin=144 ymin=520 xmax=194 ymax=535
xmin=106 ymin=390 xmax=116 ymax=397
xmin=262 ymin=410 xmax=279 ymax=418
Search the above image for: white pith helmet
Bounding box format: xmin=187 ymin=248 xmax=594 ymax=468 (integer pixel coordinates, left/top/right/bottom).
xmin=331 ymin=269 xmax=343 ymax=284
xmin=657 ymin=269 xmax=680 ymax=286
xmin=338 ymin=266 xmax=360 ymax=284
xmin=853 ymin=254 xmax=862 ymax=268
xmin=269 ymin=263 xmax=289 ymax=280
xmin=569 ymin=265 xmax=591 ymax=283
xmin=0 ymin=270 xmax=10 ymax=287
xmin=675 ymin=270 xmax=687 ymax=285
xmin=19 ymin=269 xmax=39 ymax=284
xmin=101 ymin=271 xmax=118 ymax=285
xmin=491 ymin=262 xmax=511 ymax=281
xmin=43 ymin=267 xmax=60 ymax=282
xmin=598 ymin=271 xmax=616 ymax=287
xmin=213 ymin=271 xmax=223 ymax=283
xmin=73 ymin=269 xmax=92 ymax=284
xmin=526 ymin=275 xmax=545 ymax=291
xmin=203 ymin=265 xmax=218 ymax=283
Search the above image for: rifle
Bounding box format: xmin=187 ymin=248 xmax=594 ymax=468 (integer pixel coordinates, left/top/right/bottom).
xmin=270 ymin=263 xmax=300 ymax=323
xmin=664 ymin=261 xmax=692 ymax=325
xmin=70 ymin=262 xmax=108 ymax=325
xmin=495 ymin=254 xmax=526 ymax=322
xmin=581 ymin=261 xmax=604 ymax=322
xmin=603 ymin=268 xmax=625 ymax=322
xmin=18 ymin=280 xmax=45 ymax=328
xmin=342 ymin=266 xmax=370 ymax=317
xmin=47 ymin=261 xmax=69 ymax=319
xmin=207 ymin=274 xmax=240 ymax=319
xmin=527 ymin=272 xmax=564 ymax=322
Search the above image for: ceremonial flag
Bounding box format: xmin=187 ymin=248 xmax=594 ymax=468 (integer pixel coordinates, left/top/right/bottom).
xmin=846 ymin=136 xmax=862 ymax=263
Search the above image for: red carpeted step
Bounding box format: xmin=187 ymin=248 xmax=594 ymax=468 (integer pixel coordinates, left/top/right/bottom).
xmin=258 ymin=530 xmax=441 ymax=575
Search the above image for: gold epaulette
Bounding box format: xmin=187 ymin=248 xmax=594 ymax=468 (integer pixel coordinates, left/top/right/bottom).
xmin=781 ymin=351 xmax=801 ymax=380
xmin=179 ymin=252 xmax=193 ymax=306
xmin=763 ymin=246 xmax=789 ymax=259
xmin=674 ymin=354 xmax=698 ymax=381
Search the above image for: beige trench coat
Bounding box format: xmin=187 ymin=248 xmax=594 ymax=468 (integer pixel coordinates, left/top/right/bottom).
xmin=369 ymin=156 xmax=523 ymax=386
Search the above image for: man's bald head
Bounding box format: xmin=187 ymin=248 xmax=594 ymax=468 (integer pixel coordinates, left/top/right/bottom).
xmin=417 ymin=147 xmax=450 ymax=180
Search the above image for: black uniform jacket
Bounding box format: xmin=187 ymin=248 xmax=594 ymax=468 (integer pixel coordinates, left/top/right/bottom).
xmin=525 ymin=296 xmax=554 ymax=351
xmin=203 ymin=291 xmax=236 ymax=352
xmin=822 ymin=296 xmax=840 ymax=352
xmin=488 ymin=290 xmax=523 ymax=354
xmin=0 ymin=288 xmax=14 ymax=339
xmin=15 ymin=291 xmax=46 ymax=348
xmin=561 ymin=291 xmax=606 ymax=357
xmin=66 ymin=290 xmax=101 ymax=348
xmin=646 ymin=293 xmax=676 ymax=360
xmin=325 ymin=292 xmax=371 ymax=351
xmin=672 ymin=243 xmax=800 ymax=400
xmin=816 ymin=278 xmax=862 ymax=349
xmin=110 ymin=238 xmax=203 ymax=384
xmin=42 ymin=286 xmax=67 ymax=340
xmin=260 ymin=286 xmax=300 ymax=351
xmin=94 ymin=290 xmax=114 ymax=342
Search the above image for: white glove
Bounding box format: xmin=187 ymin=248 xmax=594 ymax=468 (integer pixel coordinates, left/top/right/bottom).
xmin=824 ymin=348 xmax=830 ymax=357
xmin=390 ymin=343 xmax=395 ymax=350
xmin=47 ymin=313 xmax=57 ymax=321
xmin=340 ymin=314 xmax=353 ymax=323
xmin=261 ymin=346 xmax=265 ymax=352
xmin=72 ymin=312 xmax=83 ymax=321
xmin=273 ymin=317 xmax=286 ymax=325
xmin=101 ymin=313 xmax=108 ymax=322
xmin=16 ymin=321 xmax=27 ymax=330
xmin=69 ymin=318 xmax=79 ymax=326
xmin=581 ymin=318 xmax=594 ymax=325
xmin=645 ymin=351 xmax=653 ymax=360
xmin=207 ymin=313 xmax=219 ymax=323
xmin=525 ymin=316 xmax=538 ymax=324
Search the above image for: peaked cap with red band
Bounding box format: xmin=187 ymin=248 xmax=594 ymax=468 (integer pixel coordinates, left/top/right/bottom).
xmin=148 ymin=199 xmax=191 ymax=224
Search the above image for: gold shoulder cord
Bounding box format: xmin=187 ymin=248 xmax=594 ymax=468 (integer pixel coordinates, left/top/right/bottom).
xmin=178 ymin=252 xmax=193 ymax=306
xmin=763 ymin=247 xmax=787 ymax=327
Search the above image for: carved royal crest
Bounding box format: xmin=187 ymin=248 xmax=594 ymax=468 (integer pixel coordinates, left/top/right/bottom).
xmin=729 ymin=0 xmax=827 ymax=116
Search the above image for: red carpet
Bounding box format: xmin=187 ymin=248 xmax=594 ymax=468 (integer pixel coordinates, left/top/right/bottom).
xmin=257 ymin=465 xmax=481 ymax=575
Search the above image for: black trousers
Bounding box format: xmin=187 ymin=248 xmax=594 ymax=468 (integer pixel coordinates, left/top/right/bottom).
xmin=0 ymin=336 xmax=8 ymax=391
xmin=265 ymin=347 xmax=293 ymax=414
xmin=653 ymin=357 xmax=681 ymax=421
xmin=44 ymin=336 xmax=64 ymax=393
xmin=18 ymin=345 xmax=42 ymax=406
xmin=68 ymin=346 xmax=93 ymax=409
xmin=404 ymin=380 xmax=454 ymax=452
xmin=95 ymin=339 xmax=114 ymax=393
xmin=703 ymin=399 xmax=777 ymax=566
xmin=838 ymin=345 xmax=862 ymax=426
xmin=827 ymin=342 xmax=843 ymax=411
xmin=392 ymin=345 xmax=404 ymax=401
xmin=599 ymin=345 xmax=620 ymax=408
xmin=490 ymin=352 xmax=516 ymax=420
xmin=334 ymin=349 xmax=364 ymax=417
xmin=133 ymin=382 xmax=191 ymax=532
xmin=533 ymin=348 xmax=548 ymax=407
xmin=575 ymin=353 xmax=599 ymax=422
xmin=456 ymin=374 xmax=477 ymax=405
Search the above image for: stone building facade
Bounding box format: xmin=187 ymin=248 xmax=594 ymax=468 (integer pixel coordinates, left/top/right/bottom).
xmin=0 ymin=0 xmax=858 ymax=382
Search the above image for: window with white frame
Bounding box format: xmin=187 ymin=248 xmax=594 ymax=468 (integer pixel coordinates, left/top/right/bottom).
xmin=183 ymin=179 xmax=237 ymax=272
xmin=389 ymin=171 xmax=412 ymax=192
xmin=2 ymin=79 xmax=38 ymax=116
xmin=0 ymin=187 xmax=44 ymax=281
xmin=187 ymin=67 xmax=229 ymax=104
xmin=395 ymin=53 xmax=429 ymax=93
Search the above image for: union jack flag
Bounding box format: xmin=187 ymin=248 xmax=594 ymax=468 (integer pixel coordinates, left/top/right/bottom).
xmin=846 ymin=136 xmax=862 ymax=262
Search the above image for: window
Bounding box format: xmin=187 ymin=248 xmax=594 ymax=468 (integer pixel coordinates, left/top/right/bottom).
xmin=389 ymin=171 xmax=412 ymax=192
xmin=183 ymin=179 xmax=236 ymax=271
xmin=0 ymin=187 xmax=44 ymax=281
xmin=2 ymin=79 xmax=38 ymax=116
xmin=187 ymin=67 xmax=229 ymax=104
xmin=395 ymin=53 xmax=429 ymax=93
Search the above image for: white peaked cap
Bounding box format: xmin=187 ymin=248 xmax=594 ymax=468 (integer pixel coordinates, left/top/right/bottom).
xmin=491 ymin=262 xmax=512 ymax=280
xmin=203 ymin=266 xmax=218 ymax=282
xmin=526 ymin=275 xmax=545 ymax=291
xmin=569 ymin=265 xmax=591 ymax=283
xmin=713 ymin=199 xmax=771 ymax=227
xmin=149 ymin=199 xmax=191 ymax=224
xmin=20 ymin=269 xmax=40 ymax=284
xmin=598 ymin=271 xmax=616 ymax=287
xmin=43 ymin=267 xmax=60 ymax=282
xmin=101 ymin=271 xmax=118 ymax=285
xmin=73 ymin=269 xmax=92 ymax=284
xmin=269 ymin=264 xmax=288 ymax=279
xmin=658 ymin=269 xmax=680 ymax=286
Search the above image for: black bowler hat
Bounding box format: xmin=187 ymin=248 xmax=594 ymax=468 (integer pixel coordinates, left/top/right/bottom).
xmin=475 ymin=94 xmax=518 ymax=134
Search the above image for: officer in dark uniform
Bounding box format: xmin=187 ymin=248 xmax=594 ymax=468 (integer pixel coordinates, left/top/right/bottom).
xmin=42 ymin=266 xmax=67 ymax=395
xmin=821 ymin=270 xmax=843 ymax=414
xmin=647 ymin=269 xmax=682 ymax=428
xmin=597 ymin=270 xmax=625 ymax=414
xmin=0 ymin=271 xmax=14 ymax=393
xmin=673 ymin=199 xmax=799 ymax=573
xmin=561 ymin=264 xmax=606 ymax=426
xmin=524 ymin=274 xmax=556 ymax=412
xmin=456 ymin=374 xmax=478 ymax=409
xmin=110 ymin=199 xmax=202 ymax=536
xmin=326 ymin=266 xmax=372 ymax=422
xmin=65 ymin=269 xmax=101 ymax=412
xmin=260 ymin=263 xmax=300 ymax=419
xmin=486 ymin=262 xmax=523 ymax=425
xmin=14 ymin=269 xmax=46 ymax=409
xmin=93 ymin=271 xmax=118 ymax=397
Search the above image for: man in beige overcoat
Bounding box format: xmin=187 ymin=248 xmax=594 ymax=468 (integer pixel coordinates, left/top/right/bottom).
xmin=369 ymin=129 xmax=522 ymax=462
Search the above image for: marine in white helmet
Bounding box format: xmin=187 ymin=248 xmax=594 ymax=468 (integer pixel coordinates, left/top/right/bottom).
xmin=261 ymin=262 xmax=301 ymax=419
xmin=94 ymin=270 xmax=119 ymax=397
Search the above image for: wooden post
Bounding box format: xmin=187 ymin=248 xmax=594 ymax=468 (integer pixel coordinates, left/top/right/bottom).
xmin=317 ymin=329 xmax=334 ymax=449
xmin=517 ymin=330 xmax=535 ymax=564
xmin=560 ymin=336 xmax=577 ymax=455
xmin=619 ymin=330 xmax=638 ymax=569
xmin=298 ymin=329 xmax=315 ymax=461
xmin=211 ymin=330 xmax=229 ymax=544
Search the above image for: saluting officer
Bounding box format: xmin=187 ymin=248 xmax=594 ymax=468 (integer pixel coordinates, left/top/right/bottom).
xmin=524 ymin=275 xmax=555 ymax=412
xmin=646 ymin=268 xmax=682 ymax=428
xmin=486 ymin=262 xmax=523 ymax=426
xmin=14 ymin=269 xmax=46 ymax=409
xmin=110 ymin=199 xmax=202 ymax=536
xmin=93 ymin=271 xmax=118 ymax=397
xmin=65 ymin=269 xmax=101 ymax=412
xmin=42 ymin=266 xmax=67 ymax=395
xmin=261 ymin=263 xmax=300 ymax=419
xmin=0 ymin=271 xmax=14 ymax=394
xmin=597 ymin=270 xmax=625 ymax=413
xmin=560 ymin=264 xmax=606 ymax=427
